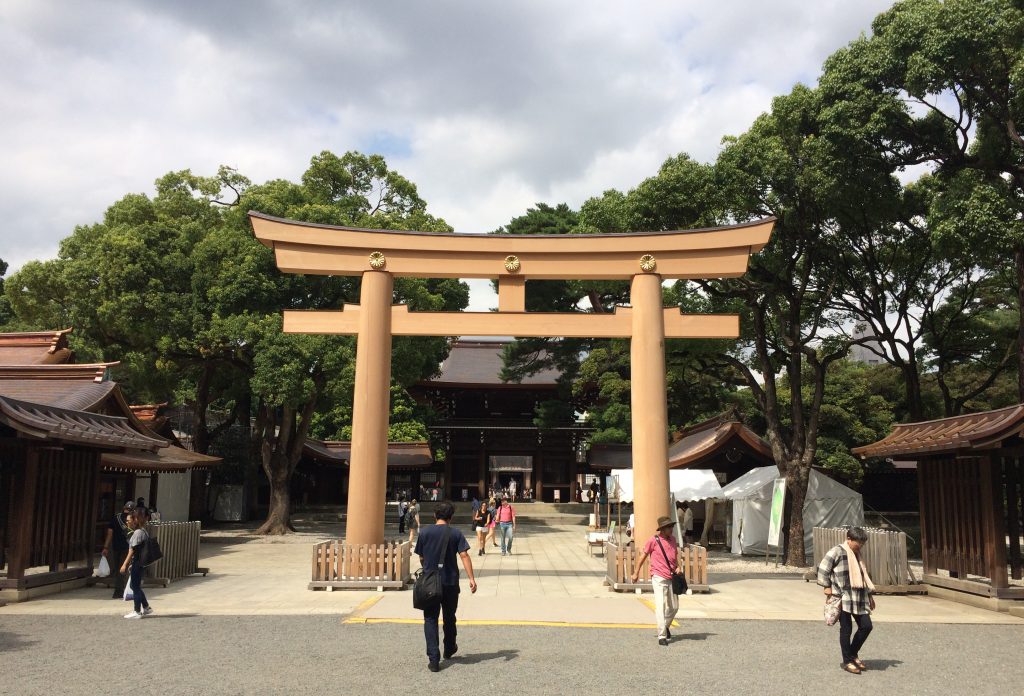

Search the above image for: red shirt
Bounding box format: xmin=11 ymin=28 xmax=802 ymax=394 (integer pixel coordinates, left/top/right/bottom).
xmin=643 ymin=534 xmax=678 ymax=579
xmin=497 ymin=504 xmax=516 ymax=523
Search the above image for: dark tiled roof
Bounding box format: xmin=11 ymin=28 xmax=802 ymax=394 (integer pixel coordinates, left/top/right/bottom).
xmin=852 ymin=405 xmax=1024 ymax=458
xmin=0 ymin=378 xmax=119 ymax=411
xmin=103 ymin=445 xmax=221 ymax=473
xmin=303 ymin=440 xmax=433 ymax=468
xmin=0 ymin=395 xmax=166 ymax=451
xmin=423 ymin=340 xmax=561 ymax=386
xmin=0 ymin=328 xmax=74 ymax=365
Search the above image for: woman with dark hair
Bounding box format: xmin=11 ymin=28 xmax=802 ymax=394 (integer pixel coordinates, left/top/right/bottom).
xmin=817 ymin=526 xmax=876 ymax=674
xmin=472 ymin=502 xmax=492 ymax=556
xmin=119 ymin=507 xmax=153 ymax=619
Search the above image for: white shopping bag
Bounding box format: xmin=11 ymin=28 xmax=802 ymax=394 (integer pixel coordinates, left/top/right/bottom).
xmin=95 ymin=556 xmax=111 ymax=578
xmin=123 ymin=583 xmax=134 ymax=602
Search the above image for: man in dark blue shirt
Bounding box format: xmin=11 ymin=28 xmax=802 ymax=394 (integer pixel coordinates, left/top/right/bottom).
xmin=413 ymin=501 xmax=477 ymax=672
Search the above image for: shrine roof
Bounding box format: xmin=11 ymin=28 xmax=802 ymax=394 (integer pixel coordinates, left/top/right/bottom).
xmin=0 ymin=328 xmax=74 ymax=365
xmin=303 ymin=440 xmax=433 ymax=468
xmin=421 ymin=340 xmax=561 ymax=387
xmin=852 ymin=404 xmax=1024 ymax=458
xmin=0 ymin=395 xmax=166 ymax=451
xmin=102 ymin=445 xmax=221 ymax=473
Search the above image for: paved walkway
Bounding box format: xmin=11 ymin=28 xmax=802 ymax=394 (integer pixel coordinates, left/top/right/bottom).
xmin=2 ymin=522 xmax=1021 ymax=626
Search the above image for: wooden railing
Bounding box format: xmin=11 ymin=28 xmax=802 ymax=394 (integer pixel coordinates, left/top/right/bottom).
xmin=812 ymin=527 xmax=918 ymax=594
xmin=145 ymin=521 xmax=207 ymax=587
xmin=605 ymin=541 xmax=709 ymax=592
xmin=310 ymin=540 xmax=412 ymax=590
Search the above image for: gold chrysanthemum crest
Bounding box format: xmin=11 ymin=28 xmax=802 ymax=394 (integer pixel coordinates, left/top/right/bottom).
xmin=504 ymin=255 xmax=521 ymax=273
xmin=639 ymin=254 xmax=657 ymax=272
xmin=368 ymin=251 xmax=386 ymax=269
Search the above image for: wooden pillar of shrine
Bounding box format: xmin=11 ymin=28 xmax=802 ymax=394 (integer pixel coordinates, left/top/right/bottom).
xmin=345 ymin=271 xmax=393 ymax=545
xmin=629 ymin=273 xmax=671 ymax=545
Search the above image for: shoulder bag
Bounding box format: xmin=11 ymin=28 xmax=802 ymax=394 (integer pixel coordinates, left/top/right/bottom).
xmin=143 ymin=528 xmax=163 ymax=567
xmin=413 ymin=524 xmax=451 ymax=610
xmin=655 ymin=536 xmax=687 ymax=595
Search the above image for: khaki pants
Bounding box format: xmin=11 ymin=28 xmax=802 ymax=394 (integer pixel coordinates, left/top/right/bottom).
xmin=652 ymin=575 xmax=678 ymax=639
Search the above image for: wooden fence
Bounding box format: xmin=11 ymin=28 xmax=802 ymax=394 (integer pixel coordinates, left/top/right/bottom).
xmin=605 ymin=541 xmax=709 ymax=593
xmin=145 ymin=521 xmax=207 ymax=587
xmin=812 ymin=526 xmax=920 ymax=594
xmin=310 ymin=540 xmax=412 ymax=590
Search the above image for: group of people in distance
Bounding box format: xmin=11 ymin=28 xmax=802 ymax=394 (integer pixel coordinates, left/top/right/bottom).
xmin=470 ymin=496 xmax=516 ymax=556
xmin=414 ymin=502 xmax=876 ymax=675
xmin=101 ymin=499 xmax=155 ymax=619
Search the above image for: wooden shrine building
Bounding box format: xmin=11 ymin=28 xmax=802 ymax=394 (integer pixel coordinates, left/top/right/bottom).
xmin=295 ymin=440 xmax=434 ymax=505
xmin=412 ymin=339 xmax=589 ymax=503
xmin=0 ymin=329 xmax=219 ymax=600
xmin=854 ymin=405 xmax=1024 ymax=601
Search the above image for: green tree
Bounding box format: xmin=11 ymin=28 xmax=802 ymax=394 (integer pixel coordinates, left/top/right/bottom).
xmin=821 ymin=0 xmax=1024 ymax=398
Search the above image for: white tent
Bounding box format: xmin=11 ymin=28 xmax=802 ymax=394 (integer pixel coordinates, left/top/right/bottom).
xmin=722 ymin=465 xmax=863 ymax=556
xmin=610 ymin=468 xmax=724 ymax=502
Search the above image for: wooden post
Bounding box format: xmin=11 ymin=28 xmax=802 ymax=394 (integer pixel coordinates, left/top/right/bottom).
xmin=629 ymin=273 xmax=671 ymax=545
xmin=1004 ymin=454 xmax=1022 ymax=580
xmin=345 ymin=270 xmax=394 ymax=546
xmin=8 ymin=447 xmax=41 ymax=579
xmin=980 ymin=454 xmax=1009 ymax=589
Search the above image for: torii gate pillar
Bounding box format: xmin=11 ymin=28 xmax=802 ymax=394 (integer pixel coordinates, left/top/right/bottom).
xmin=346 ymin=270 xmax=393 ymax=545
xmin=630 ymin=273 xmax=671 ymax=545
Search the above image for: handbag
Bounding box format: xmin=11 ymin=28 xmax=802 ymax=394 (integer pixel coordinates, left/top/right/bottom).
xmin=413 ymin=525 xmax=451 ymax=610
xmin=824 ymin=595 xmax=842 ymax=626
xmin=655 ymin=536 xmax=687 ymax=595
xmin=143 ymin=530 xmax=163 ymax=567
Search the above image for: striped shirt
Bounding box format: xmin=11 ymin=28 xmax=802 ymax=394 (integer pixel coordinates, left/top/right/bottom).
xmin=817 ymin=545 xmax=873 ymax=615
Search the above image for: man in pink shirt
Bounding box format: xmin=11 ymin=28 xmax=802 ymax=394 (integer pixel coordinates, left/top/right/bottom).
xmin=631 ymin=515 xmax=683 ymax=645
xmin=496 ymin=497 xmax=516 ymax=556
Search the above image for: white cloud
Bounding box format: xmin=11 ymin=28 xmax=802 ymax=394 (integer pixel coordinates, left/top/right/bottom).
xmin=0 ymin=0 xmax=896 ymax=292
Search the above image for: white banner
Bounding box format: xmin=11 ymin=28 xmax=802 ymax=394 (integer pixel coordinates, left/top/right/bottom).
xmin=767 ymin=478 xmax=786 ymax=548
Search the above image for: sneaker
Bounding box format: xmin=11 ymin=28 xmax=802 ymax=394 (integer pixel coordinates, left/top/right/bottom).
xmin=123 ymin=611 xmax=143 ymax=619
xmin=428 ymin=661 xmax=440 ymax=673
xmin=501 ymin=551 xmax=506 ymax=556
xmin=142 ymin=606 xmax=154 ymax=616
xmin=658 ymin=638 xmax=668 ymax=646
xmin=443 ymin=646 xmax=458 ymax=659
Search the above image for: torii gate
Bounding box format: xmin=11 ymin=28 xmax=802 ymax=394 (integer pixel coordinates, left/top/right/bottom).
xmin=250 ymin=211 xmax=772 ymax=547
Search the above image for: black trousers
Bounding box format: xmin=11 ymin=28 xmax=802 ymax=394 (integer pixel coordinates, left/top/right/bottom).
xmin=422 ymin=584 xmax=460 ymax=663
xmin=838 ymin=611 xmax=873 ymax=663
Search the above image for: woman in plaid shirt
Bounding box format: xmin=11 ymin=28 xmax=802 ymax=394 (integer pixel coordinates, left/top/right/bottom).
xmin=817 ymin=526 xmax=876 ymax=674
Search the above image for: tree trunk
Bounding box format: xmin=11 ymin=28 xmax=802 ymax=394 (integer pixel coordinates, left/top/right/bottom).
xmin=1016 ymin=246 xmax=1024 ymax=403
xmin=192 ymin=363 xmax=214 ymax=454
xmin=256 ymin=450 xmax=294 ymax=535
xmin=783 ymin=462 xmax=810 ymax=567
xmin=903 ymin=362 xmax=924 ymax=422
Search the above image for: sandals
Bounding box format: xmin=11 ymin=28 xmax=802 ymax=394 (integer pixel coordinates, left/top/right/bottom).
xmin=853 ymin=659 xmax=867 ymax=671
xmin=841 ymin=662 xmax=862 ymax=674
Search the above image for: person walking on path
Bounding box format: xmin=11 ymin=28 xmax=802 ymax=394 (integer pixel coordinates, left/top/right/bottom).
xmin=485 ymin=497 xmax=499 ymax=548
xmin=472 ymin=502 xmax=492 ymax=556
xmin=406 ymin=500 xmax=420 ymax=544
xmin=817 ymin=526 xmax=876 ymax=674
xmin=414 ymin=502 xmax=477 ymax=672
xmin=496 ymin=497 xmax=516 ymax=556
xmin=119 ymin=508 xmax=153 ymax=619
xmin=631 ymin=515 xmax=682 ymax=646
xmin=101 ymin=500 xmax=134 ymax=599
xmin=677 ymin=501 xmax=694 ymax=545
xmin=508 ymin=478 xmax=517 ymax=502
xmin=398 ymin=498 xmax=408 ymax=535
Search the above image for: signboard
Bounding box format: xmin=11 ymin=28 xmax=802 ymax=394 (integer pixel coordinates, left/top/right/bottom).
xmin=767 ymin=478 xmax=786 ymax=548
xmin=554 ymin=489 xmax=561 ymax=502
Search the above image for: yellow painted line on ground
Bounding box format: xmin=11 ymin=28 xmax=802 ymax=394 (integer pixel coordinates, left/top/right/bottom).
xmin=341 ymin=595 xmax=383 ymax=623
xmin=637 ymin=596 xmax=680 ymax=628
xmin=345 ymin=617 xmax=657 ymax=629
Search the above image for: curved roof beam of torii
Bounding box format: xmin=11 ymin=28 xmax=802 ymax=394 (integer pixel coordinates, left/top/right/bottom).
xmin=248 ymin=211 xmax=774 ymax=281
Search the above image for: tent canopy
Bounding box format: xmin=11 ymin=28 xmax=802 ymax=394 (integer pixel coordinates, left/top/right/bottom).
xmin=723 ymin=465 xmax=863 ymax=556
xmin=610 ymin=468 xmax=724 ymax=503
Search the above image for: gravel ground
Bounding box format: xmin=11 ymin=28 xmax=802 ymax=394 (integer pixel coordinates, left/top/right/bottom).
xmin=2 ymin=614 xmax=1018 ymax=695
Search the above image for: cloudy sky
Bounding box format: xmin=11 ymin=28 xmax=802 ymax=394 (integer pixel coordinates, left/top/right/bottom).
xmin=1 ymin=0 xmax=895 ymax=307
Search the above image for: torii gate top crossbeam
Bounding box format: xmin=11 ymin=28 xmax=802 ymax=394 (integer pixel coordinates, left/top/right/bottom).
xmin=249 ymin=212 xmax=774 ymax=280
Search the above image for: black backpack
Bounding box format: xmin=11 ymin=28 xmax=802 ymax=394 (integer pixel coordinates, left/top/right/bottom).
xmin=412 ymin=525 xmax=451 ymax=609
